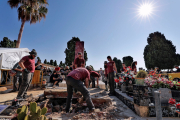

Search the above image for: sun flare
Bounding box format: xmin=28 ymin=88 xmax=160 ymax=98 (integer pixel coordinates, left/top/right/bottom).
xmin=138 ymin=3 xmax=153 ymax=17
xmin=134 ymin=0 xmax=157 ymax=21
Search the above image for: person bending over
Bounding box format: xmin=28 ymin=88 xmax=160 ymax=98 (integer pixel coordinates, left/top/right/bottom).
xmin=90 ymin=71 xmax=100 ymax=88
xmin=65 ymin=66 xmax=95 ymax=113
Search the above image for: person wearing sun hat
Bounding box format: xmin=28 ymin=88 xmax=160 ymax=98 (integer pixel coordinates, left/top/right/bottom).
xmin=17 ymin=49 xmax=37 ymax=99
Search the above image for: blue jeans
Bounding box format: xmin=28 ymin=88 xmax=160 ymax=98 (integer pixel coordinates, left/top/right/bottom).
xmin=65 ymin=76 xmax=95 ymax=112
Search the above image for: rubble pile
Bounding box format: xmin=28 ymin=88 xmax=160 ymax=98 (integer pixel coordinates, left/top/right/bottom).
xmin=44 ymin=98 xmax=126 ymax=119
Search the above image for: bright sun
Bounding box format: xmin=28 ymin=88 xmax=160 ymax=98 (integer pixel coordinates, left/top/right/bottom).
xmin=138 ymin=3 xmax=153 ymax=17
xmin=134 ymin=0 xmax=157 ymax=21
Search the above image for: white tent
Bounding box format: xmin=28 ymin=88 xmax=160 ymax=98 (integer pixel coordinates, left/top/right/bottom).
xmin=0 ymin=48 xmax=31 ymax=70
xmin=0 ymin=48 xmax=32 ymax=83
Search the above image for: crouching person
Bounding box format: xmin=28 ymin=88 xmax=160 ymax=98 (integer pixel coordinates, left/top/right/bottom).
xmin=90 ymin=71 xmax=100 ymax=88
xmin=65 ymin=66 xmax=95 ymax=113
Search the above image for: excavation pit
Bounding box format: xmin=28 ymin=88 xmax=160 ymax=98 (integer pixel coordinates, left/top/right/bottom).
xmin=0 ymin=88 xmax=116 ymax=119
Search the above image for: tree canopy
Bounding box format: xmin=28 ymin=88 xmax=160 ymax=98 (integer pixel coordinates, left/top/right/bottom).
xmin=37 ymin=57 xmax=41 ymax=61
xmin=0 ymin=37 xmax=16 ymax=48
xmin=54 ymin=60 xmax=57 ymax=66
xmin=144 ymin=32 xmax=178 ymax=69
xmin=122 ymin=56 xmax=133 ymax=67
xmin=113 ymin=57 xmax=122 ymax=73
xmin=64 ymin=37 xmax=88 ymax=66
xmin=50 ymin=59 xmax=54 ymax=66
xmin=176 ymin=54 xmax=180 ymax=66
xmin=44 ymin=59 xmax=47 ymax=64
xmin=59 ymin=61 xmax=63 ymax=67
xmin=8 ymin=0 xmax=48 ymax=48
xmin=90 ymin=65 xmax=95 ymax=71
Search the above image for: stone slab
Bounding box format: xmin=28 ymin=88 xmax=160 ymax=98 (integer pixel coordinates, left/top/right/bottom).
xmin=0 ymin=89 xmax=13 ymax=94
xmin=59 ymin=81 xmax=106 ymax=89
xmin=0 ymin=87 xmax=7 ymax=91
xmin=158 ymin=88 xmax=172 ymax=104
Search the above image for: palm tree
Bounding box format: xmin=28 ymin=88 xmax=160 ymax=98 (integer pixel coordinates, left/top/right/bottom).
xmin=8 ymin=0 xmax=48 ymax=48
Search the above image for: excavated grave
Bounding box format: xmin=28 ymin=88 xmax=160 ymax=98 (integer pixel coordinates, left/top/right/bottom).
xmin=1 ymin=88 xmax=117 ymax=120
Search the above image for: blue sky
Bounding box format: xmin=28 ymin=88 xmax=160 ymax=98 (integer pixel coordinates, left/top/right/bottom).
xmin=0 ymin=0 xmax=180 ymax=70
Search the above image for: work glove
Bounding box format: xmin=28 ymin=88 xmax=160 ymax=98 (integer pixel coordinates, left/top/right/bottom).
xmin=24 ymin=68 xmax=30 ymax=73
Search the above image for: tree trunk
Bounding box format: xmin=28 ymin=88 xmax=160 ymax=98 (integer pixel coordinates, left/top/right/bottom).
xmin=16 ymin=20 xmax=25 ymax=48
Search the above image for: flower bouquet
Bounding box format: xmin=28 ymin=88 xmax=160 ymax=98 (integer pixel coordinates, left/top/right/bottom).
xmin=144 ymin=76 xmax=180 ymax=90
xmin=169 ymin=98 xmax=180 ymax=114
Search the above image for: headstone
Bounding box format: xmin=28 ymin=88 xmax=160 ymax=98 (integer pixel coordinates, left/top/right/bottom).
xmin=158 ymin=88 xmax=172 ymax=104
xmin=74 ymin=41 xmax=84 ymax=61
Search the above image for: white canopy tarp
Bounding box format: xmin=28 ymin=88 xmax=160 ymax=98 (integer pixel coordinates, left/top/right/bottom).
xmin=0 ymin=48 xmax=31 ymax=70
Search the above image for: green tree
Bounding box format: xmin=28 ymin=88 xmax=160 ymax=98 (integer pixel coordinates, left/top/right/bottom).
xmin=89 ymin=65 xmax=95 ymax=71
xmin=113 ymin=57 xmax=122 ymax=73
xmin=176 ymin=54 xmax=180 ymax=66
xmin=37 ymin=57 xmax=41 ymax=61
xmin=59 ymin=61 xmax=63 ymax=67
xmin=61 ymin=62 xmax=65 ymax=68
xmin=50 ymin=59 xmax=54 ymax=66
xmin=64 ymin=37 xmax=88 ymax=66
xmin=8 ymin=0 xmax=48 ymax=48
xmin=123 ymin=56 xmax=133 ymax=67
xmin=47 ymin=62 xmax=50 ymax=65
xmin=54 ymin=60 xmax=57 ymax=66
xmin=0 ymin=37 xmax=16 ymax=48
xmin=144 ymin=32 xmax=177 ymax=69
xmin=44 ymin=59 xmax=47 ymax=64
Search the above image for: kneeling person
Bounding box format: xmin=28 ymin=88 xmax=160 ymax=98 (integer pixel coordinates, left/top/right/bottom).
xmin=66 ymin=66 xmax=95 ymax=113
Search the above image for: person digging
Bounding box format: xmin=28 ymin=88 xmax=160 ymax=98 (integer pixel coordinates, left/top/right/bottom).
xmin=65 ymin=66 xmax=95 ymax=113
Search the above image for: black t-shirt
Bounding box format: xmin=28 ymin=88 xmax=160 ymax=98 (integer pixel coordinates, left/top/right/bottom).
xmin=60 ymin=69 xmax=65 ymax=75
xmin=47 ymin=69 xmax=52 ymax=73
xmin=177 ymin=68 xmax=180 ymax=72
xmin=60 ymin=69 xmax=64 ymax=72
xmin=35 ymin=63 xmax=42 ymax=70
xmin=50 ymin=74 xmax=59 ymax=82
